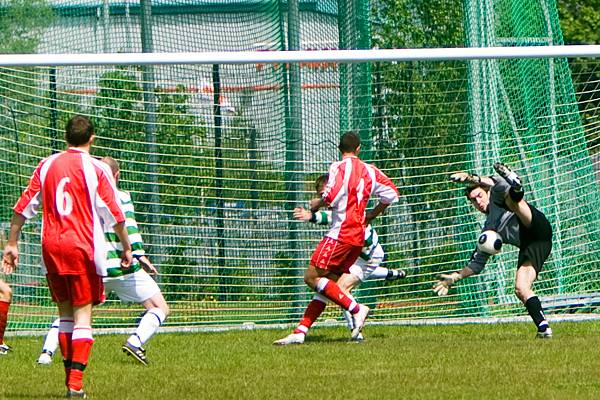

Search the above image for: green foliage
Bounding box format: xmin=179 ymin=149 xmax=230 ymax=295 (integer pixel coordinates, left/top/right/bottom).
xmin=0 ymin=0 xmax=54 ymax=54
xmin=371 ymin=0 xmax=470 ymax=287
xmin=0 ymin=1 xmax=56 ymax=218
xmin=557 ymin=1 xmax=600 ymax=45
xmin=557 ymin=1 xmax=600 ymax=152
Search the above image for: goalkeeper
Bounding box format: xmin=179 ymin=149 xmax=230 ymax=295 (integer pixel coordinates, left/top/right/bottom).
xmin=37 ymin=156 xmax=169 ymax=366
xmin=433 ymin=162 xmax=553 ymax=338
xmin=276 ymin=174 xmax=405 ymax=343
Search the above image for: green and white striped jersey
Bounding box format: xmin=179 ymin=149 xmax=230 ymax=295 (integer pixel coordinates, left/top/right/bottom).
xmin=103 ymin=190 xmax=145 ymax=278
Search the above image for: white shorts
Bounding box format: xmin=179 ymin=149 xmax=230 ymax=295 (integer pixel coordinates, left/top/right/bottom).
xmin=348 ymin=244 xmax=384 ymax=282
xmin=103 ymin=269 xmax=161 ymax=304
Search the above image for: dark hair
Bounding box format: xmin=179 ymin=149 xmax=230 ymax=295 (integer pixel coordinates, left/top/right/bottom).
xmin=65 ymin=115 xmax=94 ymax=146
xmin=464 ymin=184 xmax=489 ymax=199
xmin=315 ymin=173 xmax=329 ymax=193
xmin=338 ymin=131 xmax=360 ymax=153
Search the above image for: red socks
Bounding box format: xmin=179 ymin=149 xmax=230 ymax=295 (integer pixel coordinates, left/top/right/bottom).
xmin=0 ymin=300 xmax=9 ymax=344
xmin=68 ymin=326 xmax=94 ymax=391
xmin=294 ymin=298 xmax=327 ymax=334
xmin=316 ymin=278 xmax=359 ymax=314
xmin=58 ymin=319 xmax=74 ymax=387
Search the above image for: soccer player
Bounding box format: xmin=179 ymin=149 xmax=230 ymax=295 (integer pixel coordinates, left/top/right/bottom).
xmin=433 ymin=162 xmax=553 ymax=338
xmin=290 ymin=173 xmax=405 ymax=340
xmin=2 ymin=115 xmax=132 ymax=398
xmin=37 ymin=156 xmax=170 ymax=366
xmin=274 ymin=132 xmax=399 ymax=345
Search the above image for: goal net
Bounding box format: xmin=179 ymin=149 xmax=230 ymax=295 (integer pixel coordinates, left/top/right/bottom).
xmin=0 ymin=0 xmax=599 ymax=333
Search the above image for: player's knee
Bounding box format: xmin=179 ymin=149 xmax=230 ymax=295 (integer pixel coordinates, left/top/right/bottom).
xmin=303 ymin=274 xmax=315 ymax=288
xmin=303 ymin=269 xmax=317 ymax=288
xmin=0 ymin=283 xmax=12 ymax=301
xmin=508 ymin=187 xmax=524 ymax=203
xmin=514 ymin=284 xmax=530 ymax=302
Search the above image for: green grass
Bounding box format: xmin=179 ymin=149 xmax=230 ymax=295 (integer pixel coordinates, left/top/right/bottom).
xmin=2 ymin=321 xmax=600 ymax=399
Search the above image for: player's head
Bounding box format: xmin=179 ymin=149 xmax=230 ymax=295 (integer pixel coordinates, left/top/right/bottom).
xmin=338 ymin=131 xmax=361 ymax=155
xmin=65 ymin=115 xmax=94 ymax=147
xmin=315 ymin=173 xmax=329 ymax=196
xmin=465 ymin=184 xmax=490 ymax=214
xmin=101 ymin=156 xmax=120 ymax=184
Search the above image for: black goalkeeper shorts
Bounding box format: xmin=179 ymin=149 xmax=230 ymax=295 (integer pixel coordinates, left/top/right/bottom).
xmin=518 ymin=205 xmax=552 ymax=275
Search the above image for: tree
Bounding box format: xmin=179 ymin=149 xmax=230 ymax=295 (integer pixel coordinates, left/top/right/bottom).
xmin=557 ymin=1 xmax=600 ymax=151
xmin=371 ymin=0 xmax=470 ymax=280
xmin=556 ymin=1 xmax=600 ymax=45
xmin=0 ymin=0 xmax=54 ymax=54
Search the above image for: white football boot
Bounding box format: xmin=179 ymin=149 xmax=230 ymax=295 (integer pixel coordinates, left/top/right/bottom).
xmin=273 ymin=332 xmax=305 ymax=345
xmin=351 ymin=305 xmax=370 ymax=340
xmin=37 ymin=351 xmax=53 ymax=365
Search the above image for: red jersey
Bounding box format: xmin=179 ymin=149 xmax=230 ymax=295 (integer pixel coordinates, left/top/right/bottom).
xmin=322 ymin=156 xmax=399 ymax=246
xmin=13 ymin=148 xmax=125 ymax=275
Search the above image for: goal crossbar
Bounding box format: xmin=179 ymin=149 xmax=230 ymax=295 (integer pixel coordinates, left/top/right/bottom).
xmin=1 ymin=45 xmax=600 ymax=67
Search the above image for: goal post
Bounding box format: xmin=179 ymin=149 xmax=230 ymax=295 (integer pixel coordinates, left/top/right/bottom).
xmin=0 ymin=45 xmax=599 ymax=333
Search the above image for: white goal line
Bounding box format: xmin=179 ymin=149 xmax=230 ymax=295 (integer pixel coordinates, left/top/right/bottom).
xmin=1 ymin=45 xmax=600 ymax=67
xmin=7 ymin=314 xmax=600 ymax=337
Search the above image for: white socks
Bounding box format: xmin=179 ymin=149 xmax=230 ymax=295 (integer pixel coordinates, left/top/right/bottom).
xmin=42 ymin=318 xmax=61 ymax=355
xmin=127 ymin=308 xmax=166 ymax=348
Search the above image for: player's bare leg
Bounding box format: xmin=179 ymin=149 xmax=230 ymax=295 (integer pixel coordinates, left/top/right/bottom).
xmin=123 ymin=293 xmax=169 ymax=365
xmin=505 ymin=197 xmax=533 ymax=227
xmin=305 ymin=264 xmax=369 ymax=337
xmin=307 ymin=265 xmax=369 ymax=339
xmin=274 ymin=267 xmax=340 ymax=345
xmin=515 ymin=263 xmax=551 ymax=338
xmin=275 ymin=264 xmax=369 ymax=344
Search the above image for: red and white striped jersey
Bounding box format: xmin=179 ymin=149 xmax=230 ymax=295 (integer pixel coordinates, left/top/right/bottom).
xmin=322 ymin=156 xmax=399 ymax=246
xmin=13 ymin=148 xmax=125 ymax=275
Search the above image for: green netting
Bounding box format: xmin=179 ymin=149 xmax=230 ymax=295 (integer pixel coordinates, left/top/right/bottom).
xmin=0 ymin=0 xmax=599 ymax=332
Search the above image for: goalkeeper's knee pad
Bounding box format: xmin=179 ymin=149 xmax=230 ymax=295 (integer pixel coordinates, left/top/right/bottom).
xmin=509 ymin=187 xmax=524 ymax=202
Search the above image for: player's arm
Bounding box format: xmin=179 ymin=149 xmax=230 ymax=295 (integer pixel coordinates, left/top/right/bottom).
xmin=365 ymin=202 xmax=390 ymax=226
xmin=2 ymin=213 xmax=27 ymax=274
xmin=432 ymin=266 xmax=476 ymax=296
xmin=113 ymin=221 xmax=133 ymax=268
xmin=293 ymin=206 xmax=331 ymax=225
xmin=137 ymin=255 xmax=158 ymax=276
xmin=449 ymin=172 xmax=494 ymax=188
xmin=432 ymin=248 xmax=490 ymax=296
xmin=4 ymin=161 xmax=44 ymax=274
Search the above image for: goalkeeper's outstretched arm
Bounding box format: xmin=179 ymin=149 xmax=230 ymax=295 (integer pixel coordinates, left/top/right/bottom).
xmin=449 ymin=172 xmax=495 ymax=188
xmin=432 ymin=266 xmax=477 ymax=296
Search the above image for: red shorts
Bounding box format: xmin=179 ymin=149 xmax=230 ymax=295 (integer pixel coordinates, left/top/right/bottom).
xmin=310 ymin=237 xmax=363 ymax=274
xmin=46 ymin=273 xmax=105 ymax=307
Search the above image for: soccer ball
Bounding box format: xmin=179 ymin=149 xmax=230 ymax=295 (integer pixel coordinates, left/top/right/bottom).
xmin=477 ymin=230 xmax=502 ymax=255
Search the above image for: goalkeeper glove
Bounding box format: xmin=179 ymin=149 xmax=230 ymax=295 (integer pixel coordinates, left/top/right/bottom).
xmin=432 ymin=272 xmax=462 ymax=296
xmin=449 ymin=172 xmax=481 ymax=186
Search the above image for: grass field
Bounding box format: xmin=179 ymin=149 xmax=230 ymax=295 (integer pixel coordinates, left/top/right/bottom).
xmin=2 ymin=321 xmax=600 ymax=399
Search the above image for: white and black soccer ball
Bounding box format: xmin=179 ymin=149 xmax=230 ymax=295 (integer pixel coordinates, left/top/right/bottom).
xmin=477 ymin=230 xmax=503 ymax=255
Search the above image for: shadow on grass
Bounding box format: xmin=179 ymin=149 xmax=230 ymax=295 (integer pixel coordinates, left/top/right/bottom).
xmin=2 ymin=392 xmax=65 ymax=399
xmin=305 ymin=332 xmax=387 ymax=344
